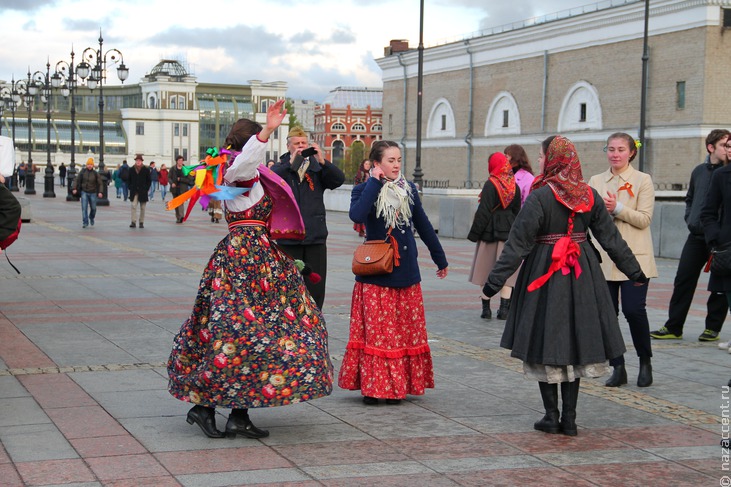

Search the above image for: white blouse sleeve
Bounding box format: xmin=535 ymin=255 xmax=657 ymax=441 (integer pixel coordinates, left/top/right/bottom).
xmin=222 ymin=134 xmax=268 ymax=213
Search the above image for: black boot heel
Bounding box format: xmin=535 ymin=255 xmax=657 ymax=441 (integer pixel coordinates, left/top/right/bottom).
xmin=225 ymin=409 xmax=269 ymax=439
xmin=186 ymin=405 xmax=225 ymax=438
xmin=605 ymin=365 xmax=627 ymax=387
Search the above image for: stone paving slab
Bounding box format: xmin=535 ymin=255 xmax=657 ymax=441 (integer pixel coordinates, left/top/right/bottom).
xmin=0 ymin=190 xmax=728 ymax=485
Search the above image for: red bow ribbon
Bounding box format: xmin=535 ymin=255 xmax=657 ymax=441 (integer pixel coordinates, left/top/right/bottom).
xmin=617 ymin=182 xmax=634 ymax=198
xmin=527 ymin=236 xmax=582 ymax=292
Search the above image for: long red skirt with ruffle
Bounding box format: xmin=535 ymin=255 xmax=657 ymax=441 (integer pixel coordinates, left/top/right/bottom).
xmin=338 ymin=282 xmax=434 ymax=399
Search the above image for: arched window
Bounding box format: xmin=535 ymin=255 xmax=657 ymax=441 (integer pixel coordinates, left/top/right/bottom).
xmin=371 ymin=123 xmax=382 ymax=132
xmin=332 ymin=122 xmax=346 ymax=131
xmin=558 ymin=81 xmax=602 ymax=132
xmin=148 ymin=95 xmax=156 ymax=109
xmin=177 ymin=95 xmax=186 ymax=110
xmin=170 ymin=97 xmax=176 ymax=110
xmin=352 ymin=123 xmax=366 ymax=131
xmin=485 ymin=91 xmax=521 ymax=136
xmin=426 ymin=98 xmax=455 ymax=138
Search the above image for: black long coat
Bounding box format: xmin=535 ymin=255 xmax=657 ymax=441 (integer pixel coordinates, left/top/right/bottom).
xmin=701 ymin=164 xmax=731 ymax=292
xmin=467 ymin=180 xmax=521 ymax=243
xmin=128 ymin=165 xmax=151 ymax=203
xmin=487 ymin=187 xmax=644 ymax=366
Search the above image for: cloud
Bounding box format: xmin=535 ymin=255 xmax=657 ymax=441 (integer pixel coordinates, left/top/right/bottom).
xmin=328 ymin=28 xmax=356 ymax=44
xmin=0 ymin=0 xmax=56 ymax=11
xmin=62 ymin=18 xmax=110 ymax=31
xmin=147 ymin=25 xmax=287 ymax=58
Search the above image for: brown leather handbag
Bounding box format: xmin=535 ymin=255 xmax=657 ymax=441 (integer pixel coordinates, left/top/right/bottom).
xmin=352 ymin=227 xmax=399 ymax=276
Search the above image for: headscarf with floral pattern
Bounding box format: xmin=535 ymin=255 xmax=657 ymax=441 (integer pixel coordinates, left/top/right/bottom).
xmin=532 ymin=136 xmax=593 ymax=213
xmin=488 ymin=152 xmax=517 ymax=209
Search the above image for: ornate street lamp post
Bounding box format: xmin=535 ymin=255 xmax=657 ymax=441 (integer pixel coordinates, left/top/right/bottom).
xmin=24 ymin=68 xmax=39 ymax=195
xmin=31 ymin=60 xmax=56 ymax=198
xmin=2 ymin=77 xmax=27 ymax=192
xmin=53 ymin=48 xmax=80 ymax=201
xmin=77 ymin=30 xmax=129 ymax=206
xmin=413 ymin=0 xmax=425 ymax=189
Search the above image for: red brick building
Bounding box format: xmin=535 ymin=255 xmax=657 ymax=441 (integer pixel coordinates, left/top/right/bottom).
xmin=312 ymin=87 xmax=382 ymax=170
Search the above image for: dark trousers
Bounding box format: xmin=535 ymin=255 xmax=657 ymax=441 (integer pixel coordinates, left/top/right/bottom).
xmin=663 ymin=234 xmax=728 ymax=334
xmin=608 ymin=280 xmax=652 ymax=365
xmin=277 ymin=243 xmax=327 ymax=310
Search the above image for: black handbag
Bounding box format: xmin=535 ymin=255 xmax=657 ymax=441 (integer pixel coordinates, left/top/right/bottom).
xmin=710 ymin=242 xmax=731 ymax=277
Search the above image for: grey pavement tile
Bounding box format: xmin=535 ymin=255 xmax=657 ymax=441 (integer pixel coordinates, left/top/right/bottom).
xmin=302 ymin=460 xmax=434 ymax=480
xmin=177 ymin=468 xmax=312 ymax=487
xmin=574 ymin=395 xmax=675 ymax=428
xmin=0 ymin=422 xmax=78 ymax=462
xmin=259 ymin=422 xmax=375 ymax=446
xmin=414 ymin=386 xmax=534 ymax=418
xmin=93 ymin=388 xmax=184 ymax=419
xmin=41 ymin=484 xmax=102 ymax=487
xmin=422 ymin=454 xmax=549 ymax=473
xmin=0 ymin=376 xmax=31 ymax=398
xmin=119 ymin=415 xmax=262 ymax=453
xmin=451 ymin=414 xmax=538 ymax=434
xmin=69 ymin=369 xmax=169 ymax=394
xmin=240 ymin=402 xmax=342 ymax=428
xmin=536 ymin=448 xmax=663 ymax=467
xmin=646 ymin=445 xmax=718 ymax=461
xmin=0 ymin=397 xmax=50 ymax=427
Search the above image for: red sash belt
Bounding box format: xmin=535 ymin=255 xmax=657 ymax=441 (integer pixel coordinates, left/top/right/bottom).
xmin=228 ymin=219 xmax=266 ymax=232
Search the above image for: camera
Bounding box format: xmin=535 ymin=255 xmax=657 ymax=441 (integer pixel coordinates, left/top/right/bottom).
xmin=301 ymin=147 xmax=317 ymax=158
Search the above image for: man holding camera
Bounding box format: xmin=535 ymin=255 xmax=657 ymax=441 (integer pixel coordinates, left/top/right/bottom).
xmin=271 ymin=127 xmax=345 ymax=309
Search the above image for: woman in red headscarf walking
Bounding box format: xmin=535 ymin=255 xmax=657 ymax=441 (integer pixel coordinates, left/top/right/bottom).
xmin=468 ymin=152 xmax=521 ymax=320
xmin=483 ymin=135 xmax=647 ymax=436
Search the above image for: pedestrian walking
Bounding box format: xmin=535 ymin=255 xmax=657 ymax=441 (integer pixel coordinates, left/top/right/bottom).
xmin=159 ymin=163 xmax=169 ymax=201
xmin=148 ymin=161 xmax=159 ymax=201
xmin=128 ymin=154 xmax=151 ymax=228
xmin=168 ymin=156 xmax=194 ymax=223
xmin=71 ymin=158 xmax=104 ymax=228
xmin=59 ymin=163 xmax=66 ymax=187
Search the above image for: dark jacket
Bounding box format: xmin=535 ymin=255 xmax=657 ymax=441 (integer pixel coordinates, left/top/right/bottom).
xmin=0 ymin=184 xmax=21 ymax=243
xmin=74 ymin=168 xmax=103 ymax=193
xmin=686 ymin=156 xmax=723 ymax=236
xmin=467 ymin=181 xmax=521 ymax=243
xmin=700 ymin=164 xmax=731 ymax=292
xmin=128 ymin=165 xmax=152 ymax=202
xmin=350 ymin=178 xmax=448 ymax=288
xmin=271 ymin=152 xmax=345 ymax=245
xmin=168 ymin=165 xmax=194 ymax=196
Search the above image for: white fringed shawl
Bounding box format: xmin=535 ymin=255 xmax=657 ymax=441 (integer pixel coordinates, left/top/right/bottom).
xmin=375 ymin=174 xmax=413 ymax=228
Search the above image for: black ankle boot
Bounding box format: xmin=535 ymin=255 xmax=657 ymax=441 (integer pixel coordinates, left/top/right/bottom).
xmin=534 ymin=382 xmax=561 ymax=434
xmin=186 ymin=405 xmax=225 ymax=438
xmin=480 ymin=298 xmax=492 ymax=319
xmin=496 ymin=298 xmax=511 ymax=320
xmin=637 ymin=356 xmax=653 ymax=387
xmin=605 ymin=364 xmax=627 ymax=387
xmin=560 ymin=379 xmax=580 ymax=436
xmin=225 ymin=408 xmax=269 ymax=439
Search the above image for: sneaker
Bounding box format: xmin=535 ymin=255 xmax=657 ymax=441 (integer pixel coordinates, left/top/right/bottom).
xmin=90 ymin=220 xmax=94 ymax=226
xmin=649 ymin=327 xmax=682 ymax=339
xmin=719 ymin=341 xmax=731 ymax=350
xmin=82 ymin=223 xmax=88 ymax=228
xmin=699 ymin=329 xmax=720 ymax=342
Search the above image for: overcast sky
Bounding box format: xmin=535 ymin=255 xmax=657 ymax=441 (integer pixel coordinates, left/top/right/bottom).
xmin=0 ymin=0 xmax=599 ymax=101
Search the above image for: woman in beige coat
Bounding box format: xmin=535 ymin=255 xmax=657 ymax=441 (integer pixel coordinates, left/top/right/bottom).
xmin=588 ymin=132 xmax=658 ymax=388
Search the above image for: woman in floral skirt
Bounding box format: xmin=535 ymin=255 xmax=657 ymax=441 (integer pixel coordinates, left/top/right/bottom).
xmin=339 ymin=140 xmax=448 ymax=405
xmin=167 ymin=100 xmax=332 ymax=438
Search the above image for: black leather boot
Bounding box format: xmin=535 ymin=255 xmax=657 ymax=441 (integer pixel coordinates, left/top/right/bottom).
xmin=186 ymin=405 xmax=225 ymax=438
xmin=480 ymin=298 xmax=491 ymax=319
xmin=225 ymin=408 xmax=269 ymax=439
xmin=605 ymin=364 xmax=627 ymax=387
xmin=637 ymin=356 xmax=653 ymax=387
xmin=560 ymin=379 xmax=580 ymax=436
xmin=496 ymin=298 xmax=511 ymax=320
xmin=534 ymin=382 xmax=561 ymax=434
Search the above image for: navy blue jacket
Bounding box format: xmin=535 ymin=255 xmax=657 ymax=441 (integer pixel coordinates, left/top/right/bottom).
xmin=272 ymin=153 xmax=345 ymax=245
xmin=350 ymin=178 xmax=448 ymax=288
xmin=686 ymin=156 xmax=723 ymax=236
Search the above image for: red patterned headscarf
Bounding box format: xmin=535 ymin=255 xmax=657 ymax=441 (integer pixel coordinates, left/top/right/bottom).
xmin=532 ymin=136 xmax=593 ymax=213
xmin=488 ymin=152 xmax=516 ymax=209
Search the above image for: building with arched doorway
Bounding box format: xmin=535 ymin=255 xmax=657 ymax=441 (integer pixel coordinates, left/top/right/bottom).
xmin=312 ymin=86 xmax=382 ymax=181
xmin=377 ymin=0 xmax=731 ymax=189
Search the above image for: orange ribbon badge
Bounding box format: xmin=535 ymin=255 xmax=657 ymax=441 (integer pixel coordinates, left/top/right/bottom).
xmin=617 ymin=182 xmax=634 ymax=198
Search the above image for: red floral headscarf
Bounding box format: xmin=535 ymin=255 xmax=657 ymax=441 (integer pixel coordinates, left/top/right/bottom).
xmin=488 ymin=152 xmax=516 ymax=209
xmin=531 ymin=136 xmax=593 ymax=213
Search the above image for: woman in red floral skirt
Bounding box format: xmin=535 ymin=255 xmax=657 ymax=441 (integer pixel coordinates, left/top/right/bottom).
xmin=167 ymin=100 xmax=332 ymax=438
xmin=339 ymin=140 xmax=448 ymax=405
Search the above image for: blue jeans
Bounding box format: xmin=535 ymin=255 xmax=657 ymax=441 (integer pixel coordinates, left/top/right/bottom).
xmin=160 ymin=184 xmax=168 ymax=201
xmin=121 ymin=182 xmax=129 ymax=201
xmin=149 ymin=181 xmax=159 ymax=200
xmin=80 ymin=191 xmax=98 ymax=226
